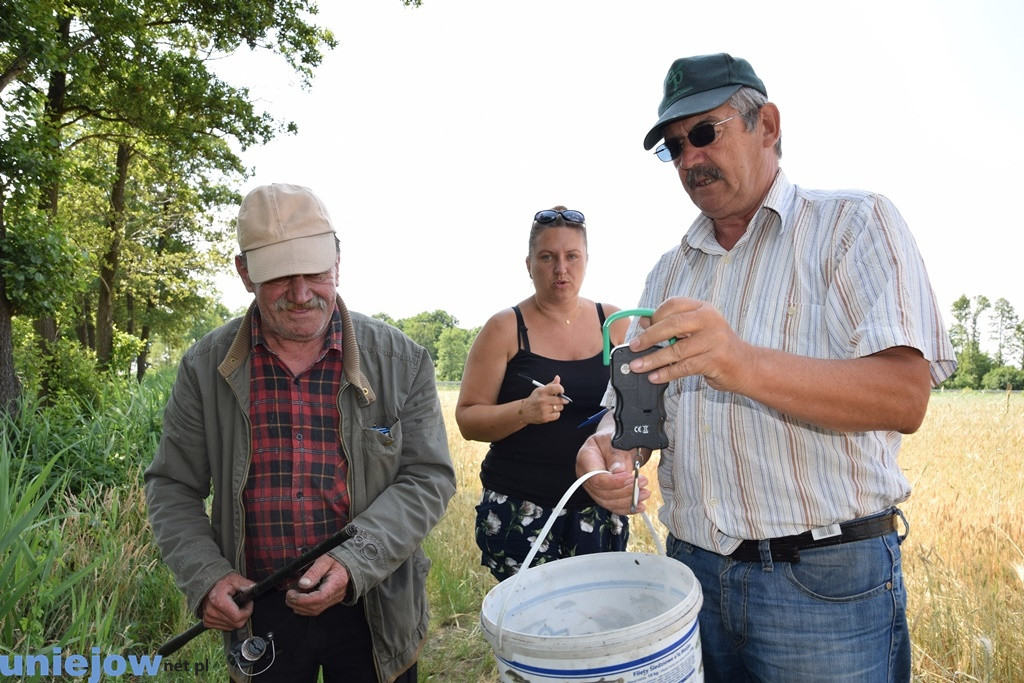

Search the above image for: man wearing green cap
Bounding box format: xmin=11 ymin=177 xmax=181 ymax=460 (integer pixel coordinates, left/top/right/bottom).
xmin=578 ymin=54 xmax=956 ymax=681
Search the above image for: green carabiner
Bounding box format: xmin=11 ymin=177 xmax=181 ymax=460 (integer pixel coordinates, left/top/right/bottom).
xmin=602 ymin=308 xmax=654 ymax=366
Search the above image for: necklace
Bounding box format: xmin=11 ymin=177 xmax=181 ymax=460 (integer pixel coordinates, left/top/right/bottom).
xmin=536 ymin=297 xmax=582 ymax=325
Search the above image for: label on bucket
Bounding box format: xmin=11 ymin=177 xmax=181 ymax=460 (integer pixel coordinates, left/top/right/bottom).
xmin=494 ymin=617 xmax=702 ymax=682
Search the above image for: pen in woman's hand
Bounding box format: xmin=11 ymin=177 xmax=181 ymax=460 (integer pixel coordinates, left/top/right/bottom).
xmin=517 ymin=373 xmax=573 ymax=403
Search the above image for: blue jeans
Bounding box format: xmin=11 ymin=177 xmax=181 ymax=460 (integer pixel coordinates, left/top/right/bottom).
xmin=667 ymin=526 xmax=910 ymax=682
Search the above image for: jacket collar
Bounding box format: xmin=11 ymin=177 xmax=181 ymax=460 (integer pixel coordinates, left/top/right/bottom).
xmin=218 ymin=294 xmax=376 ymax=406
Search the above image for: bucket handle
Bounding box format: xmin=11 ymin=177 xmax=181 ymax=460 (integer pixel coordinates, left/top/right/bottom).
xmin=494 ymin=469 xmax=665 ymax=654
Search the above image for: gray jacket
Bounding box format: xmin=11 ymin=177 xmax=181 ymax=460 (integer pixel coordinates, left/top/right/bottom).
xmin=144 ymin=296 xmax=456 ymax=682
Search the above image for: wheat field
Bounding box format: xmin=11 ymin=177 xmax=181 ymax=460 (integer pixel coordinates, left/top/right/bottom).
xmin=419 ymin=390 xmax=1024 ymax=682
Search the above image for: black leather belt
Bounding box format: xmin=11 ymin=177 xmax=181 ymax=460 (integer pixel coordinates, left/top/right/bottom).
xmin=727 ymin=511 xmax=898 ymax=564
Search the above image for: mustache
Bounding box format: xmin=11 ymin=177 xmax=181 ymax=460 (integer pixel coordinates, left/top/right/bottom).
xmin=274 ymin=294 xmax=329 ymax=312
xmin=685 ymin=165 xmax=724 ymax=189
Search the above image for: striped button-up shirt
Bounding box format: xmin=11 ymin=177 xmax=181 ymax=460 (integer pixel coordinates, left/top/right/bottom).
xmin=628 ymin=171 xmax=956 ymax=554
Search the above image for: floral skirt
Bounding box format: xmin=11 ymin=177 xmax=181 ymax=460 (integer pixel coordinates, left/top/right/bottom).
xmin=475 ymin=488 xmax=630 ymax=581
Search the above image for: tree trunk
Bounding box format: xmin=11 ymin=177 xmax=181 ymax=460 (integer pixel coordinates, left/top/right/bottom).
xmin=32 ymin=17 xmax=72 ymax=401
xmin=75 ymin=293 xmax=95 ymax=349
xmin=137 ymin=315 xmax=152 ymax=383
xmin=95 ymin=143 xmax=131 ymax=370
xmin=0 ymin=197 xmax=22 ymax=415
xmin=0 ymin=288 xmax=20 ymax=417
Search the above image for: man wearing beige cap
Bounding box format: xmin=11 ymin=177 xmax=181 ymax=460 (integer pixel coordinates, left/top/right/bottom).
xmin=578 ymin=54 xmax=955 ymax=681
xmin=145 ymin=183 xmax=456 ymax=682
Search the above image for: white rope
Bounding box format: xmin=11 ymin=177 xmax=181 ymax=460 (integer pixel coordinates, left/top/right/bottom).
xmin=494 ymin=468 xmax=663 ymax=654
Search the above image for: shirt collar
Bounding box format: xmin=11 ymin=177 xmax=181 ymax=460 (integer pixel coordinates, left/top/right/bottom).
xmin=250 ymin=306 xmax=345 ymax=357
xmin=684 ymin=169 xmax=792 ymax=254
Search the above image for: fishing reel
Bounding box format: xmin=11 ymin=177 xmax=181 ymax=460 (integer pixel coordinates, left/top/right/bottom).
xmin=228 ymin=631 xmax=276 ymax=676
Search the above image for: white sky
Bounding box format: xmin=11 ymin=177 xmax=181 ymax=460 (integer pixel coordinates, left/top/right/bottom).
xmin=215 ymin=0 xmax=1024 ymax=344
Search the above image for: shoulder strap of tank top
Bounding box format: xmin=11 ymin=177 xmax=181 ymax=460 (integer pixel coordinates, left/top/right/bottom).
xmin=512 ymin=305 xmax=530 ymax=352
xmin=596 ymin=302 xmax=606 ymax=326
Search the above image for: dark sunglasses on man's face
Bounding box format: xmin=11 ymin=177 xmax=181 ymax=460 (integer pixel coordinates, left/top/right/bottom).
xmin=654 ymin=114 xmax=740 ymax=162
xmin=534 ymin=209 xmax=585 ymax=224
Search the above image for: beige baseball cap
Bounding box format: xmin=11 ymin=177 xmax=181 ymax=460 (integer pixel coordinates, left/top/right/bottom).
xmin=236 ymin=183 xmax=338 ymax=283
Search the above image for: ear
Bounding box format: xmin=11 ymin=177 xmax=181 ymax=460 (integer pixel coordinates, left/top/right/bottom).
xmin=235 ymin=255 xmax=256 ymax=293
xmin=525 ymin=256 xmax=532 ymax=279
xmin=759 ymin=102 xmax=781 ymax=151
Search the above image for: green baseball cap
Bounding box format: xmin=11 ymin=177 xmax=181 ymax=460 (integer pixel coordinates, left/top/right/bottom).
xmin=643 ymin=53 xmax=767 ymax=150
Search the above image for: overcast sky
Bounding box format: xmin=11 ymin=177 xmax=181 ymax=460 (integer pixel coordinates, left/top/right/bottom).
xmin=214 ymin=0 xmax=1023 ymax=344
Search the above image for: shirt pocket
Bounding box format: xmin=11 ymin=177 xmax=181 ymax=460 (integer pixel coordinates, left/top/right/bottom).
xmin=746 ymin=301 xmax=829 ymax=358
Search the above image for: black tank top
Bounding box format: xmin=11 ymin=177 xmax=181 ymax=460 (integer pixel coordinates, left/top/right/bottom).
xmin=479 ymin=303 xmax=609 ymax=508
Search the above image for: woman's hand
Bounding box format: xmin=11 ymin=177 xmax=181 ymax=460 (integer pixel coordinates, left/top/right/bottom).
xmin=518 ymin=374 xmax=570 ymax=424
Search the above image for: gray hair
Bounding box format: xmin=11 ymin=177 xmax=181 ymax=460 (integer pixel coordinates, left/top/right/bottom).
xmin=727 ymin=87 xmax=782 ymax=159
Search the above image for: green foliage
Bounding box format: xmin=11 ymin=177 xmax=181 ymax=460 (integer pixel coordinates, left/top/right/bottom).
xmin=944 ymin=349 xmax=994 ymax=390
xmin=944 ymin=293 xmax=1021 ymax=388
xmin=0 ymin=384 xmax=225 ymax=675
xmin=1006 ymin=320 xmax=1024 ymax=371
xmin=437 ymin=326 xmax=478 ymax=382
xmin=0 ymin=204 xmax=84 ymax=317
xmin=980 ymin=366 xmax=1024 ymax=390
xmin=0 ymin=0 xmax=338 ymax=408
xmin=988 ymin=298 xmax=1018 ymax=366
xmin=372 ymin=312 xmax=399 ymax=328
xmin=12 ymin=323 xmax=106 ymax=407
xmin=377 ymin=310 xmax=474 ymax=378
xmin=398 ymin=310 xmax=459 ymax=362
xmin=2 ymin=364 xmax=170 ymax=494
xmin=0 ymin=441 xmax=64 ymax=650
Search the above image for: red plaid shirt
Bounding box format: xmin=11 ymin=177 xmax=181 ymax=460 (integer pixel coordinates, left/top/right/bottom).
xmin=243 ymin=308 xmax=349 ymax=585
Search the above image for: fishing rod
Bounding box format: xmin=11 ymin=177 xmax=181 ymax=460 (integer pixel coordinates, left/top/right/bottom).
xmin=157 ymin=525 xmax=354 ymax=657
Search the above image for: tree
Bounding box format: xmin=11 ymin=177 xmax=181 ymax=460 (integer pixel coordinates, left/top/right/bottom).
xmin=373 ymin=310 xmax=472 ymax=378
xmin=1009 ymin=321 xmax=1024 ymax=370
xmin=436 ymin=327 xmax=477 ymax=382
xmin=948 ymin=295 xmax=971 ymax=357
xmin=988 ymin=298 xmax=1018 ymax=367
xmin=981 ymin=366 xmax=1024 ymax=391
xmin=945 ymin=294 xmax=993 ymax=389
xmin=399 ymin=310 xmax=458 ymax=362
xmin=372 ymin=312 xmax=400 ymax=329
xmin=968 ymin=295 xmax=990 ymax=352
xmin=1 ymin=0 xmax=339 ymax=408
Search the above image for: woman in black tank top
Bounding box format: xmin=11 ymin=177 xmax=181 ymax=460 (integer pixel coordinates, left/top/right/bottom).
xmin=455 ymin=206 xmax=632 ymax=580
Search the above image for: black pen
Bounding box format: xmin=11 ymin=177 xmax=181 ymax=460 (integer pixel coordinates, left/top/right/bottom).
xmin=517 ymin=372 xmax=573 ymax=403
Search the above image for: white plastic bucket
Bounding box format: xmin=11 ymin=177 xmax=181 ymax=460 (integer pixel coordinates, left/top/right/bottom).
xmin=480 ymin=551 xmax=703 ymax=682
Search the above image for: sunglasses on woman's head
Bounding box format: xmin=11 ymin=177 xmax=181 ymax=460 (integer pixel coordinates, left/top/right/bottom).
xmin=654 ymin=114 xmax=740 ymax=162
xmin=534 ymin=209 xmax=585 ymax=224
